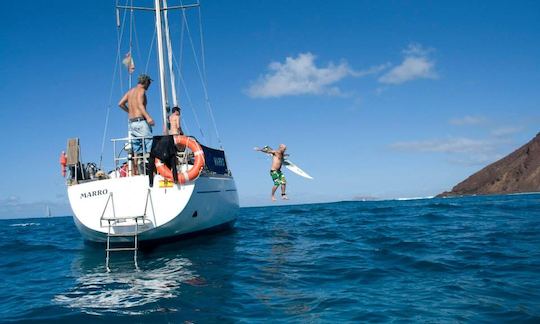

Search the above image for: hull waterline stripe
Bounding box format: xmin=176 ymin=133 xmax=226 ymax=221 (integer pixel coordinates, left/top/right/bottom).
xmin=196 ymin=190 xmax=221 ymax=193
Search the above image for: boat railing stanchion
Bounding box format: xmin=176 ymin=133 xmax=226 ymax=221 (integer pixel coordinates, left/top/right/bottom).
xmin=128 ymin=137 xmax=133 ymax=177
xmin=112 ymin=139 xmax=117 ymax=176
xmin=142 ymin=135 xmax=148 ymax=176
xmin=106 ymin=218 xmax=111 ymax=272
xmin=134 ymin=216 xmax=139 ymax=270
xmin=142 ymin=137 xmax=145 ymax=176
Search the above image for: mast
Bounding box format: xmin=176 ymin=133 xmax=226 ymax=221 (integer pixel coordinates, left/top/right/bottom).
xmin=116 ymin=1 xmax=199 ymax=132
xmin=154 ymin=0 xmax=169 ymax=130
xmin=163 ymin=0 xmax=179 ymax=108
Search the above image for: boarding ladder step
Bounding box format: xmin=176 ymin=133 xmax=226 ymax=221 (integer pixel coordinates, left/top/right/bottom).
xmin=107 ymin=247 xmax=138 ymax=252
xmin=100 ymin=190 xmax=153 ymax=272
xmin=102 ymin=215 xmax=146 ymax=221
xmin=107 ymin=232 xmax=139 ymax=237
xmin=105 ymin=215 xmax=142 ymax=272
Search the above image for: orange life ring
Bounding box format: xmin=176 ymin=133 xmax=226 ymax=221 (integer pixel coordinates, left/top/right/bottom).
xmin=155 ymin=135 xmax=205 ymax=184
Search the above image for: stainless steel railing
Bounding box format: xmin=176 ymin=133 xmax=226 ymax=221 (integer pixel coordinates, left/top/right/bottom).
xmin=111 ymin=135 xmax=154 ymax=177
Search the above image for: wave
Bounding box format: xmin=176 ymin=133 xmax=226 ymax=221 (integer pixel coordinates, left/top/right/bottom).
xmin=419 ymin=212 xmax=446 ymax=221
xmin=285 ymin=208 xmax=311 ymax=215
xmin=9 ymin=222 xmax=40 ymax=227
xmin=422 ymin=201 xmax=463 ymax=209
xmin=394 ymin=196 xmax=435 ymax=201
xmin=2 ymin=194 xmax=540 ymax=322
xmin=54 ymin=258 xmax=197 ymax=315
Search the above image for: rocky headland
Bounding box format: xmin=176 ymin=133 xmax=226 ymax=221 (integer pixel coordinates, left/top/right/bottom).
xmin=438 ymin=133 xmax=540 ymax=197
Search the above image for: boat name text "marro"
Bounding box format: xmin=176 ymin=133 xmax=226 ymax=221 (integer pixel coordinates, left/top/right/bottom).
xmin=80 ymin=189 xmax=108 ymax=199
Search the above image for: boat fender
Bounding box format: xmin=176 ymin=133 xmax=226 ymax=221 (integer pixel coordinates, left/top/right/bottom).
xmin=60 ymin=151 xmax=67 ymax=177
xmin=155 ymin=135 xmax=205 ymax=184
xmin=120 ymin=163 xmax=128 ymax=177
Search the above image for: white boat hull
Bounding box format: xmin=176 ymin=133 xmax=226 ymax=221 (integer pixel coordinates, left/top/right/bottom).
xmin=68 ymin=174 xmax=239 ymax=243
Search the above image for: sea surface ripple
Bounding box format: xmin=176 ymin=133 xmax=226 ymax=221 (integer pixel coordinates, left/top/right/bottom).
xmin=0 ymin=194 xmax=539 ymax=322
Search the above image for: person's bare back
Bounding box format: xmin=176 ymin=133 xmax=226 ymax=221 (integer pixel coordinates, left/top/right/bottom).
xmin=119 ymin=83 xmax=155 ymax=125
xmin=168 ymin=106 xmax=183 ymax=135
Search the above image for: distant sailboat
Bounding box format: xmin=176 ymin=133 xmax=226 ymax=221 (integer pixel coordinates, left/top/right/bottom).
xmin=46 ymin=205 xmax=51 ymax=217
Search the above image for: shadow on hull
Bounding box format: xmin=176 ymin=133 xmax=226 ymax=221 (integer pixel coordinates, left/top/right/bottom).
xmin=83 ymin=219 xmax=236 ymax=251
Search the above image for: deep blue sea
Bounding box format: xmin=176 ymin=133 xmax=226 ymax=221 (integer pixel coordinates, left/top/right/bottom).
xmin=1 ymin=194 xmax=539 ymax=323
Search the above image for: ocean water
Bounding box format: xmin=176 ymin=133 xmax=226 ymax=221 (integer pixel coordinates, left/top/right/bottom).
xmin=1 ymin=194 xmax=539 ymax=323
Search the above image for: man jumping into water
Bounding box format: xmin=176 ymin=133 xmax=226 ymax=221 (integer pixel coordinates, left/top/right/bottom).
xmin=256 ymin=144 xmax=289 ymax=201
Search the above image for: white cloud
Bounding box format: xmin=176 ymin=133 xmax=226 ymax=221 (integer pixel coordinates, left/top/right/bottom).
xmin=447 ymin=153 xmax=503 ymax=166
xmin=491 ymin=126 xmax=523 ymax=137
xmin=246 ymin=52 xmax=388 ymax=98
xmin=378 ymin=43 xmax=437 ymax=85
xmin=449 ymin=115 xmax=487 ymax=126
xmin=390 ymin=135 xmax=514 ymax=166
xmin=350 ymin=63 xmax=391 ymax=77
xmin=390 ymin=137 xmax=491 ymax=153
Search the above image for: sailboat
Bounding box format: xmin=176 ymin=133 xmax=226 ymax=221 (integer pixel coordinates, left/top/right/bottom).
xmin=63 ymin=1 xmax=239 ymax=248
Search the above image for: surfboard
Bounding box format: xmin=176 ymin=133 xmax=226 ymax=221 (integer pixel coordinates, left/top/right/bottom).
xmin=283 ymin=159 xmax=313 ymax=179
xmin=254 ymin=146 xmax=314 ymax=180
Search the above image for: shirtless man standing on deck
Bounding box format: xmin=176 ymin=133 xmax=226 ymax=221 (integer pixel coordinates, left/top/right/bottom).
xmin=256 ymin=144 xmax=288 ymax=201
xmin=118 ymin=74 xmax=155 ymax=174
xmin=118 ymin=74 xmax=155 ymax=154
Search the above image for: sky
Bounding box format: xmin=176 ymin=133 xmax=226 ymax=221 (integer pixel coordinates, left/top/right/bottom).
xmin=1 ymin=0 xmax=539 ymax=218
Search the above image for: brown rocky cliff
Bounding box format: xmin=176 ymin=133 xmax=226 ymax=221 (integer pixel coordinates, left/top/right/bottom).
xmin=438 ymin=133 xmax=540 ymax=197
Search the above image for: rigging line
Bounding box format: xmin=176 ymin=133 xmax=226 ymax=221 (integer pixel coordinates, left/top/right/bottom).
xmin=178 ymin=8 xmax=186 ymax=80
xmin=163 ymin=0 xmax=178 ymax=108
xmin=100 ymin=0 xmax=129 ymax=168
xmin=128 ymin=0 xmax=134 ymax=88
xmin=166 ymin=32 xmax=192 ymax=137
xmin=175 ymin=63 xmax=206 ymax=142
xmin=169 ymin=61 xmax=190 ymax=137
xmin=177 ymin=10 xmax=188 ymax=135
xmin=171 ymin=99 xmax=191 ymax=137
xmin=131 ymin=6 xmax=143 ymax=70
xmin=145 ymin=26 xmax=157 ymax=73
xmin=173 ymin=7 xmax=206 ymax=142
xmin=197 ymin=1 xmax=207 ymax=85
xmin=116 ymin=0 xmax=129 ymax=94
xmin=170 ymin=8 xmax=188 ymax=135
xmin=197 ymin=4 xmax=222 ymax=148
xmin=180 ymin=2 xmax=222 ymax=147
xmin=99 ymin=60 xmax=120 ymax=169
xmin=177 ymin=66 xmax=206 ymax=142
xmin=180 ymin=117 xmax=191 ymax=137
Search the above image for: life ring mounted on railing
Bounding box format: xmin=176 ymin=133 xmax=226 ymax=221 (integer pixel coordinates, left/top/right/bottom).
xmin=155 ymin=135 xmax=205 ymax=184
